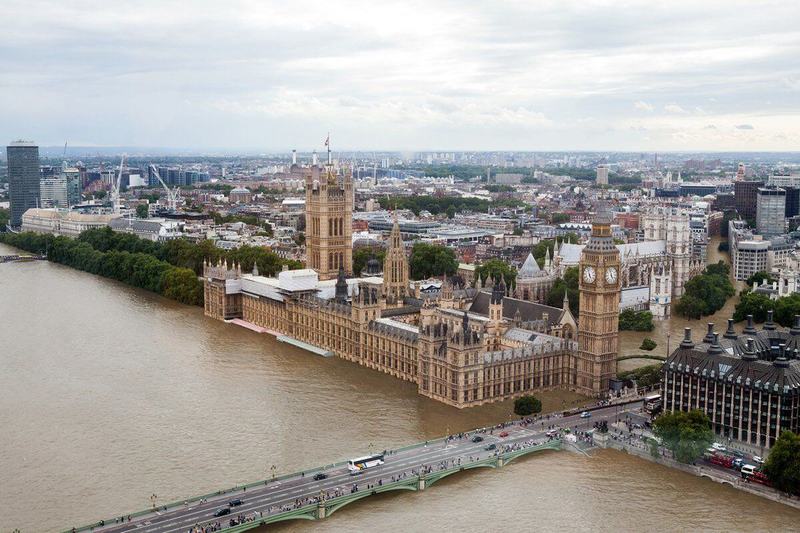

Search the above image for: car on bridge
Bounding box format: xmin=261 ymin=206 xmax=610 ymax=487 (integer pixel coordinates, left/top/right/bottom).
xmin=485 ymin=443 xmax=496 ymax=451
xmin=499 ymin=431 xmax=509 ymax=438
xmin=214 ymin=508 xmax=231 ymax=517
xmin=580 ymin=411 xmax=591 ymax=418
xmin=472 ymin=435 xmax=484 ymax=443
xmin=229 ymin=498 xmax=243 ymax=507
xmin=314 ymin=472 xmax=328 ymax=481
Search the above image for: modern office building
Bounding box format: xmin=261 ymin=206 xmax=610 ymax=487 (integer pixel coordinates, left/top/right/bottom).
xmin=734 ymin=180 xmax=764 ymax=220
xmin=7 ymin=141 xmax=40 ymax=227
xmin=63 ymin=167 xmax=82 ymax=206
xmin=756 ymin=187 xmax=786 ymax=236
xmin=663 ymin=316 xmax=800 ymax=450
xmin=39 ymin=176 xmax=68 ymax=208
xmin=596 ymin=165 xmax=609 ymax=185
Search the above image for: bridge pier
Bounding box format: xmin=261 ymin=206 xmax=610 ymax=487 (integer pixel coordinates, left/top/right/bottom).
xmin=496 ymin=455 xmax=505 ymax=468
xmin=418 ymin=473 xmax=427 ymax=491
xmin=317 ymin=500 xmax=327 ymax=519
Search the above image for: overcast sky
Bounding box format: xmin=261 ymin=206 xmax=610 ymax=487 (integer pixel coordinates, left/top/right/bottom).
xmin=1 ymin=0 xmax=799 ymax=152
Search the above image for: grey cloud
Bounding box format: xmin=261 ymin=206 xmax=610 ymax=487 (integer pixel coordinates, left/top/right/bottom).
xmin=736 ymin=124 xmax=755 ymax=130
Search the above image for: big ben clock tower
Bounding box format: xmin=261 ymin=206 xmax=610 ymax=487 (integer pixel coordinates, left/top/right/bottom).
xmin=576 ymin=208 xmax=621 ymax=396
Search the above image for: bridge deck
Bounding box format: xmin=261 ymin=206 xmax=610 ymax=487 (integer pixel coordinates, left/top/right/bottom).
xmin=66 ymin=401 xmax=644 ymax=533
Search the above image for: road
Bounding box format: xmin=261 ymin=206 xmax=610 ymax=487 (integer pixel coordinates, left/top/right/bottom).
xmin=75 ymin=400 xmax=644 ymax=533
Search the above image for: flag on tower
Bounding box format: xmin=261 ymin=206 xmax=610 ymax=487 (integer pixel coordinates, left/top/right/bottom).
xmin=324 ymin=133 xmax=330 ymax=147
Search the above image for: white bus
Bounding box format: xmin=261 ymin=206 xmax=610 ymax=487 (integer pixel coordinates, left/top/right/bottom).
xmin=347 ymin=453 xmax=385 ymax=475
xmin=644 ymin=394 xmax=662 ymax=414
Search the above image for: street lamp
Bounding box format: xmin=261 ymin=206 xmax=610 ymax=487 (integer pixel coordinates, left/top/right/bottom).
xmin=270 ymin=464 xmax=277 ymax=481
xmin=150 ymin=493 xmax=158 ymax=510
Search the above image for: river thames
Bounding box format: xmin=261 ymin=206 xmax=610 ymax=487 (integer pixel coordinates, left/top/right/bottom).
xmin=2 ymin=242 xmax=799 ymax=532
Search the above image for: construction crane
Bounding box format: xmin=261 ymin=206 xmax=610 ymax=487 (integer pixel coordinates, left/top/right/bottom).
xmin=148 ymin=164 xmax=180 ymax=212
xmin=111 ymin=154 xmax=126 ymax=214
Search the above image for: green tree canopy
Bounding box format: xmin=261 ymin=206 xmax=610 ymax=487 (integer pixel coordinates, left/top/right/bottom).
xmin=0 ymin=207 xmax=9 ymax=231
xmin=652 ymin=410 xmax=714 ymax=463
xmin=763 ymin=430 xmax=800 ymax=494
xmin=617 ymin=364 xmax=662 ymax=387
xmin=639 ymin=338 xmax=657 ymax=351
xmin=745 ymin=271 xmax=774 ymax=287
xmin=546 ymin=266 xmax=579 ymax=316
xmin=353 ymin=247 xmax=386 ymax=276
xmin=674 ymin=261 xmax=734 ymax=319
xmin=733 ymin=291 xmax=775 ymax=323
xmin=135 ymin=204 xmax=149 ymax=219
xmin=409 ymin=242 xmax=458 ymax=280
xmin=513 ymin=395 xmax=542 ymax=416
xmin=619 ymin=309 xmax=655 ymax=331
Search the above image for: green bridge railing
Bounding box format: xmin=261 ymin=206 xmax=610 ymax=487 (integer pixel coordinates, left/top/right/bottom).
xmin=63 ymin=439 xmax=561 ymax=533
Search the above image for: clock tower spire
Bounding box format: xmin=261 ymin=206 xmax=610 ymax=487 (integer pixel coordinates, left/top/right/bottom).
xmin=576 ymin=206 xmax=620 ymax=396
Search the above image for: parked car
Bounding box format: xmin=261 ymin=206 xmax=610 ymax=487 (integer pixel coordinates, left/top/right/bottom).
xmin=580 ymin=411 xmax=591 ymax=419
xmin=313 ymin=472 xmax=328 ymax=481
xmin=712 ymin=442 xmax=727 ymax=452
xmin=741 ymin=464 xmax=757 ymax=478
xmin=214 ymin=508 xmax=231 ymax=517
xmin=472 ymin=435 xmax=484 ymax=443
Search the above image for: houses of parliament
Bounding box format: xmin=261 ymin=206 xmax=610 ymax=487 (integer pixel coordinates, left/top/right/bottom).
xmin=203 ymin=158 xmax=621 ymax=407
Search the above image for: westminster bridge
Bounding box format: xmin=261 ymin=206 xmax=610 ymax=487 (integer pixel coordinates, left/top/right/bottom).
xmin=68 ymin=400 xmax=644 ymax=533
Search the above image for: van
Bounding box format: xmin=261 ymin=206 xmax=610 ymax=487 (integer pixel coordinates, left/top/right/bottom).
xmin=741 ymin=464 xmax=757 ymax=478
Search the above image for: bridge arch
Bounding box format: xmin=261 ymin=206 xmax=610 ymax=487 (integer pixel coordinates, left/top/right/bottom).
xmin=325 ymin=483 xmax=418 ymax=517
xmin=424 ymin=461 xmax=497 ymax=489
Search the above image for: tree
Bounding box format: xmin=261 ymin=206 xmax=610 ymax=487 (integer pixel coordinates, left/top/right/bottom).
xmin=353 ymin=247 xmax=386 ymax=275
xmin=546 ymin=266 xmax=579 ymax=316
xmin=746 ymin=271 xmax=775 ymax=287
xmin=551 ymin=213 xmax=571 ymax=224
xmin=619 ymin=309 xmax=655 ymax=331
xmin=674 ymin=261 xmax=734 ymax=319
xmin=475 ymin=258 xmax=517 ymax=288
xmin=652 ymin=410 xmax=714 ymax=464
xmin=445 ymin=205 xmax=456 ymax=219
xmin=617 ymin=364 xmax=662 ymax=387
xmin=0 ymin=207 xmax=9 ymax=231
xmin=733 ymin=291 xmax=775 ymax=323
xmin=513 ymin=395 xmax=542 ymax=416
xmin=763 ymin=431 xmax=800 ymax=494
xmin=639 ymin=338 xmax=657 ymax=351
xmin=409 ymin=242 xmax=458 ymax=280
xmin=532 ymin=239 xmax=556 ymax=267
xmin=136 ymin=204 xmax=149 ymax=219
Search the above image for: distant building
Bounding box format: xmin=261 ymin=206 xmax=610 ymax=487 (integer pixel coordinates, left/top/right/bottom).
xmin=39 ymin=176 xmax=68 ymax=208
xmin=21 ymin=208 xmax=120 ymax=237
xmin=229 ymin=186 xmax=252 ymax=204
xmin=493 ymin=173 xmax=524 ymax=185
xmin=756 ymin=187 xmax=786 ymax=236
xmin=596 ymin=165 xmax=609 ymax=185
xmin=63 ymin=168 xmax=82 ymax=206
xmin=108 ymin=217 xmax=183 ymax=242
xmin=7 ymin=141 xmax=40 ymax=227
xmin=734 ymin=180 xmax=764 ymax=219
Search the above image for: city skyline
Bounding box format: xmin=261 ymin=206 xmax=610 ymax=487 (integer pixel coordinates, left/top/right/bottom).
xmin=1 ymin=1 xmax=799 ymax=152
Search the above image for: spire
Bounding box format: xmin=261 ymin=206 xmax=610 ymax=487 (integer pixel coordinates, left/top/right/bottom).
xmin=462 ymin=310 xmax=469 ymax=335
xmin=335 ymin=267 xmax=348 ymax=303
xmin=252 ymin=261 xmax=259 ymax=276
xmin=544 ymin=247 xmax=552 ymax=269
xmin=563 ymin=290 xmax=569 ymax=310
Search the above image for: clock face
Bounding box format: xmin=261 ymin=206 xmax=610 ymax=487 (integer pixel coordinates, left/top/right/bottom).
xmin=583 ymin=266 xmax=596 ymax=283
xmin=605 ymin=267 xmax=618 ymax=284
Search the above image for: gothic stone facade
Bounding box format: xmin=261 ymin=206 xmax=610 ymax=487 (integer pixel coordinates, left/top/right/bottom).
xmin=203 ymin=218 xmax=619 ymax=407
